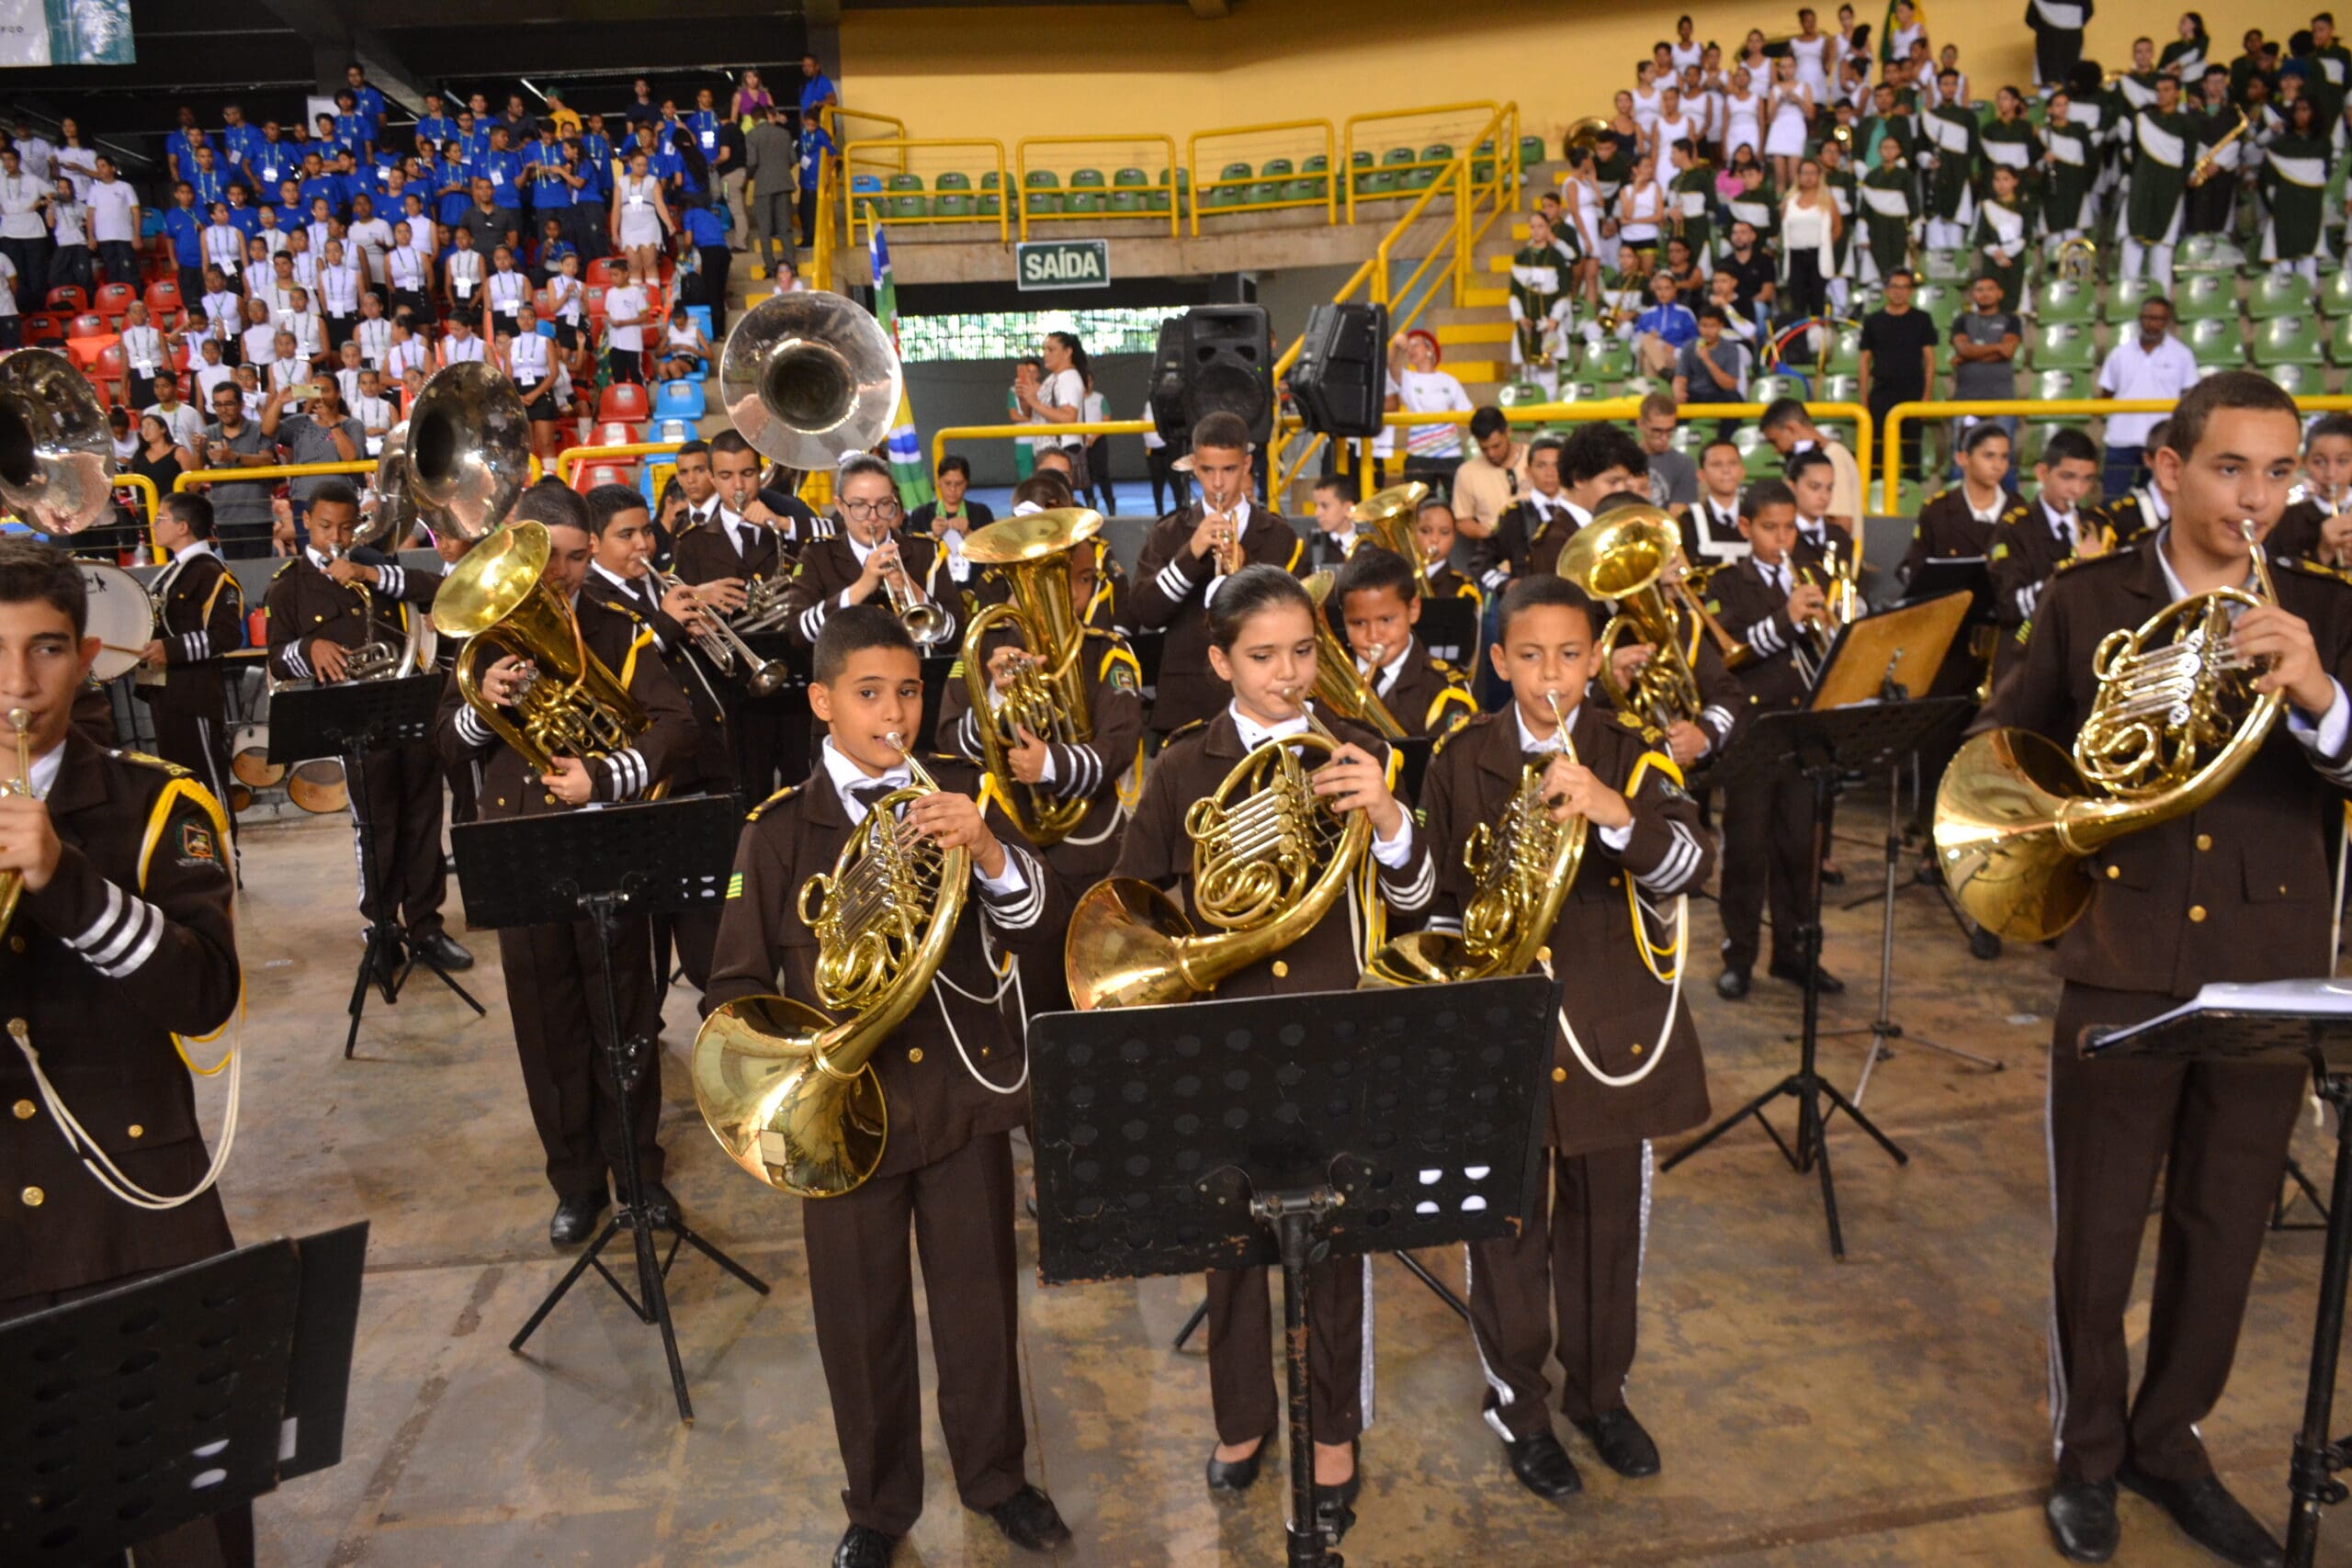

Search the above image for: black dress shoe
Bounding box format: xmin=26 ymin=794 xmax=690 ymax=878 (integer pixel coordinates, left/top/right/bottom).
xmin=1501 ymin=1431 xmax=1583 ymax=1500
xmin=1970 ymin=928 xmax=2004 ymax=961
xmin=632 ymin=1180 xmax=681 ymax=1229
xmin=1572 ymin=1408 xmax=1661 ymax=1478
xmin=2044 ymin=1478 xmax=2120 ymax=1563
xmin=984 ymin=1484 xmax=1071 ymax=1551
xmin=1205 ymin=1437 xmax=1267 ymax=1493
xmin=548 ymin=1190 xmax=609 ymax=1247
xmin=1715 ymin=966 xmax=1751 ymax=999
xmin=412 ymin=931 xmax=475 ymax=970
xmin=831 ymin=1523 xmax=896 ymax=1568
xmin=1768 ymin=958 xmax=1844 ymax=994
xmin=1312 ymin=1491 xmax=1357 ymax=1545
xmin=1312 ymin=1439 xmax=1362 ymax=1508
xmin=366 ymin=930 xmax=403 ymax=1001
xmin=2118 ymin=1467 xmax=2283 ymax=1568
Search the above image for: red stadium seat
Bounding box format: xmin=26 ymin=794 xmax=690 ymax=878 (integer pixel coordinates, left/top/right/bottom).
xmin=64 ymin=332 xmax=119 ymax=373
xmin=44 ymin=285 xmax=88 ymax=314
xmin=596 ymin=382 xmax=649 ymax=423
xmin=23 ymin=312 xmax=64 ymax=345
xmin=574 ymin=463 xmax=628 ymax=491
xmin=594 ymin=420 xmax=641 ymax=448
xmin=90 ymin=344 xmax=127 ymax=402
xmin=95 ymin=281 xmax=136 ymax=315
xmin=584 ymin=257 xmax=620 ymax=289
xmin=142 ymin=279 xmax=184 ymax=319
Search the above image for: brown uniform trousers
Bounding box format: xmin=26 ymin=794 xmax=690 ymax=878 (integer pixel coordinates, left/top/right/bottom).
xmin=704 ymin=754 xmax=1068 ymax=1536
xmin=0 ymin=736 xmax=246 ymax=1568
xmin=1126 ymin=502 xmax=1305 ymax=734
xmin=1113 ymin=705 xmax=1437 ymax=1446
xmin=1419 ymin=707 xmax=1713 ymax=1433
xmin=1706 ymin=555 xmax=1820 ymax=971
xmin=672 ymin=507 xmax=808 ymax=797
xmin=134 ymin=547 xmax=245 ymax=839
xmin=435 ymin=605 xmax=695 ymax=1200
xmin=265 ymin=552 xmax=448 ymax=938
xmin=579 ymin=565 xmax=739 ymax=991
xmin=1980 ymin=536 xmax=2352 ymax=1485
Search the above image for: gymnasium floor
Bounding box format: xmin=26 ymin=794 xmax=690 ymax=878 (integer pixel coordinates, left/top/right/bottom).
xmin=206 ymin=796 xmax=2351 ymax=1567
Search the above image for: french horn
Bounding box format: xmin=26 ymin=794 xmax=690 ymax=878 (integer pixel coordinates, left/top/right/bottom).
xmin=0 ymin=349 xmax=113 ymax=536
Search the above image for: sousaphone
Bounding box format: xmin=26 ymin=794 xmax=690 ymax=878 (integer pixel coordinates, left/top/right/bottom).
xmin=0 ymin=349 xmax=114 ymax=536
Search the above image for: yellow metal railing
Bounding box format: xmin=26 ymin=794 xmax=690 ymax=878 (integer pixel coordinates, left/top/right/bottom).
xmin=842 ymin=138 xmax=1012 ymax=245
xmin=822 ymin=105 xmax=911 ymax=178
xmin=173 ymin=460 xmax=374 ymax=493
xmin=1880 ymin=397 xmax=2352 ymax=512
xmin=1340 ymin=100 xmax=1505 ymax=225
xmin=929 ymin=420 xmax=1152 ymax=476
xmin=109 ymin=474 xmax=162 ymax=561
xmin=1186 ymin=118 xmax=1338 ymax=235
xmin=558 ymin=440 xmax=685 ymax=485
xmin=1014 ymin=134 xmax=1183 ymax=241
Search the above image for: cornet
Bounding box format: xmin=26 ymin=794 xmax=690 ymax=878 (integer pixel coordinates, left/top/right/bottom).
xmin=650 ymin=568 xmax=793 ymax=696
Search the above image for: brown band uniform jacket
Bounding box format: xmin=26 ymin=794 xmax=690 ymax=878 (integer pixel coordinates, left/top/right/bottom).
xmin=1 ymin=738 xmax=238 ymax=1304
xmin=580 ymin=564 xmax=736 ymax=796
xmin=1418 ymin=705 xmax=1713 ymax=1154
xmin=1369 ymin=637 xmax=1478 ymax=740
xmin=1898 ymin=486 xmax=2025 ymax=585
xmin=1423 ymin=562 xmax=1484 ymax=611
xmin=1109 ymin=702 xmax=1438 ymax=998
xmin=670 ymin=502 xmax=802 ymax=590
xmin=264 ymin=547 xmax=439 ymax=681
xmin=702 ymin=754 xmax=1069 ymax=1180
xmin=2268 ymin=495 xmax=2348 ymax=570
xmin=1706 ymin=554 xmax=1815 ymax=711
xmin=780 ymin=531 xmax=961 ymax=651
xmin=938 ymin=626 xmax=1146 ymax=895
xmin=1125 ymin=501 xmax=1304 ymax=733
xmin=1791 ymin=517 xmax=1857 ymax=576
xmin=1977 ymin=538 xmax=2352 ymax=994
xmin=1486 ymin=494 xmax=1581 ymax=588
xmin=139 ymin=546 xmax=245 ymax=717
xmin=1678 ymin=494 xmax=1751 ymax=571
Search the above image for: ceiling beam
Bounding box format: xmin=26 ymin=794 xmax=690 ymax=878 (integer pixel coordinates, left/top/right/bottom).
xmin=246 ymin=0 xmax=433 ymax=108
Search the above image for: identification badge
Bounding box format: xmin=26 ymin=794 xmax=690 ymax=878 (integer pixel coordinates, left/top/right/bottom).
xmin=490 ymin=169 xmax=504 ymax=186
xmin=701 ymin=130 xmax=716 ymax=148
xmin=455 ymin=277 xmax=473 ymax=297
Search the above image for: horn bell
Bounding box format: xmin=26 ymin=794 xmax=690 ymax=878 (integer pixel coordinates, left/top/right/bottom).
xmin=719 ymin=290 xmax=903 ymax=471
xmin=405 ymin=363 xmax=531 ymax=541
xmin=360 ymin=419 xmax=415 ymax=549
xmin=0 ymin=349 xmax=113 ymax=536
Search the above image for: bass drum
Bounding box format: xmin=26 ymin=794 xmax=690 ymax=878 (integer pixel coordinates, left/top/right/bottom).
xmin=75 ymin=561 xmax=156 ymax=682
xmin=286 ymin=759 xmax=348 ymax=815
xmin=230 ymin=722 xmax=284 ymax=788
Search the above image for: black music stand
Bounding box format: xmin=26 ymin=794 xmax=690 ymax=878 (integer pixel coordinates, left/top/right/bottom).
xmin=451 ymin=795 xmax=770 ymax=1425
xmin=0 ymin=1223 xmax=368 ymax=1565
xmin=267 ymin=674 xmax=486 ymax=1057
xmin=1029 ymin=976 xmax=1558 ymax=1567
xmin=2084 ymin=981 xmax=2352 ymax=1568
xmin=1658 ymin=697 xmax=1958 ymax=1258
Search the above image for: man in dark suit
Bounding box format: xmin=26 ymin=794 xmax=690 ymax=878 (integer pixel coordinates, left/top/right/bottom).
xmin=0 ymin=536 xmax=250 ymax=1568
xmin=1984 ymin=373 xmax=2352 ymax=1568
xmin=133 ymin=492 xmax=245 ymax=838
xmin=1127 ymin=411 xmax=1305 ymax=736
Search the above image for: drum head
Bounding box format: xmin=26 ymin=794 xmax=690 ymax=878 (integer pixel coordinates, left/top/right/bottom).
xmin=229 ymin=723 xmax=284 ymax=787
xmin=286 ymin=758 xmax=348 ymax=815
xmin=76 ymin=562 xmax=153 ymax=682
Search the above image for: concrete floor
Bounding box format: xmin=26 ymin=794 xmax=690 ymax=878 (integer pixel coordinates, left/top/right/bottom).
xmin=204 ymin=796 xmax=2352 ymax=1568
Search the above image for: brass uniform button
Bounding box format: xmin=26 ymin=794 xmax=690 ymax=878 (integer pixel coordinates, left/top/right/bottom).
xmin=1536 ymin=946 xmax=1551 ymax=964
xmin=907 ymin=1047 xmax=924 ymax=1064
xmin=2195 ymin=833 xmax=2212 ymax=852
xmin=544 ymin=794 xmax=560 ymax=807
xmin=1272 ymin=960 xmax=1289 ymax=978
xmin=127 ymin=1124 xmax=142 ymax=1140
xmin=1550 ymin=1066 xmax=1567 ymax=1083
xmin=1609 ymin=874 xmax=1622 ymax=887
xmin=1630 ymin=1043 xmax=1644 ymax=1055
xmin=20 ymin=1186 xmax=42 ymax=1207
xmin=10 ymin=1099 xmax=33 ymax=1120
xmin=2188 ymin=905 xmax=2207 ymax=923
xmin=2106 ymin=865 xmax=2120 ymax=879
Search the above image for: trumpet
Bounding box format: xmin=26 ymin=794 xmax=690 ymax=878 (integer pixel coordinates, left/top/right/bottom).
xmin=0 ymin=707 xmax=29 ymax=937
xmin=1204 ymin=506 xmax=1246 ymax=576
xmin=876 ymin=531 xmax=952 ymax=648
xmin=651 ymin=568 xmax=793 ymax=696
xmin=731 ymin=574 xmax=796 ymax=634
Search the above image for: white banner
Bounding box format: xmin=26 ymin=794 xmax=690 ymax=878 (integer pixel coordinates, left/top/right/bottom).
xmin=0 ymin=0 xmax=133 ymax=66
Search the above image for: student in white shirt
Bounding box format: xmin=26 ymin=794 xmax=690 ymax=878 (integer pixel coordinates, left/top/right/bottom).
xmin=332 ymin=340 xmax=367 ymax=407
xmin=239 ymin=297 xmax=277 ymax=367
xmin=437 ymin=311 xmax=486 ymax=367
xmin=190 ymin=336 xmax=235 ymax=404
xmin=503 ymin=302 xmax=560 ymax=463
xmin=484 ymin=244 xmax=529 ymax=331
xmin=1387 ymin=331 xmax=1473 ymax=479
xmin=350 ymin=368 xmax=395 ymax=457
xmin=284 ymin=231 xmax=319 ymax=293
xmin=200 ymin=202 xmax=243 ymax=279
xmin=353 ymin=290 xmax=392 ymax=370
xmin=264 ymin=333 xmax=307 ymax=394
xmin=141 ymin=371 xmax=208 ymax=449
xmin=282 ymin=287 xmax=324 ymax=363
xmin=117 ymin=301 xmax=175 ymax=408
xmin=0 ymin=248 xmax=22 ymax=348
xmin=198 ymin=268 xmax=241 ymax=342
xmin=601 ymin=255 xmax=650 ymax=383
xmin=443 ymin=227 xmax=485 ymax=313
xmin=85 ymin=156 xmax=139 ymax=287
xmin=241 ymin=239 xmax=274 ymax=301
xmin=316 ymin=239 xmax=361 ymax=350
xmin=385 ymin=222 xmax=432 ymax=322
xmin=45 ymin=177 xmax=90 ymax=299
xmin=385 ymin=320 xmax=430 ymax=384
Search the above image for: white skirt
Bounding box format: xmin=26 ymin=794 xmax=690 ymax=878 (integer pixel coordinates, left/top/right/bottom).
xmin=1765 ymin=107 xmax=1807 ymax=158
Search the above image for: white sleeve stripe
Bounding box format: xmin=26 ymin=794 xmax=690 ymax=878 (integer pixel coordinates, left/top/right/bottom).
xmin=800 ymin=604 xmax=827 ymax=641
xmin=1155 ymin=560 xmax=1191 ymax=599
xmin=378 ymin=564 xmax=403 ymax=596
xmin=1481 ymin=568 xmax=1509 ymax=590
xmin=1747 ymin=618 xmax=1783 ymax=656
xmin=284 ymin=645 xmax=310 ymax=677
xmin=984 ymin=849 xmax=1046 ymax=928
xmin=2018 ymin=584 xmax=2040 ymax=615
xmin=1702 ymin=704 xmax=1734 ymax=737
xmin=1425 ymin=915 xmax=1464 ymax=934
xmin=456 ymin=705 xmax=493 ymax=745
xmin=86 ymin=892 xmax=157 ymax=967
xmin=69 ymin=880 xmax=128 ymax=951
xmin=1637 ymin=823 xmax=1705 ymax=893
xmin=92 ymin=903 xmax=165 ymax=977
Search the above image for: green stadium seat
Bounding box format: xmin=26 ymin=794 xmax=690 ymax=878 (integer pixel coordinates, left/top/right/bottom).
xmin=885 ymin=173 xmax=922 ymax=193
xmin=1821 ymin=373 xmax=1861 ymax=402
xmin=934 ymin=193 xmax=974 ymax=217
xmin=1821 ymin=326 xmax=1861 ymax=376
xmin=1473 ymin=140 xmax=1496 ymax=183
xmin=1303 ymin=153 xmax=1329 ymax=173
xmin=1220 ymin=160 xmax=1253 ymax=184
xmin=2254 ymin=314 xmax=2328 ymax=368
xmin=2033 ymin=321 xmax=2100 ymax=372
xmin=1260 ymin=158 xmax=1295 ymax=177
xmin=1203 ymin=181 xmax=1243 ymax=210
xmin=887 ymin=195 xmax=926 ymax=219
xmin=2173 ymin=273 xmax=2236 ymax=322
xmin=1107 ymin=190 xmax=1143 ymax=213
xmin=1025 ymin=189 xmax=1062 ymax=215
xmin=935 ymin=171 xmax=973 ymax=191
xmin=2017 ymin=422 xmax=2069 ymax=468
xmin=1748 ymin=374 xmax=1807 ymax=403
xmin=979 ymin=171 xmax=1002 ymax=190
xmin=977 ymin=193 xmax=1001 ymax=216
xmin=1023 ymin=169 xmax=1058 ymax=187
xmin=1580 ymin=339 xmax=1633 ymax=380
xmin=2035 ymin=367 xmax=2090 ymax=401
xmin=1069 ymin=168 xmax=1105 ymax=187
xmin=1357 ymin=169 xmax=1399 ymax=197
xmin=2324 ymin=270 xmax=2352 ymax=317
xmin=1421 ymin=142 xmax=1454 ymax=164
xmin=2108 ymin=277 xmax=2161 ymax=321
xmin=1282 ymin=178 xmax=1320 ymax=202
xmin=1352 ymin=149 xmax=1375 ymax=169
xmin=2184 ymin=316 xmax=2242 ymax=366
xmin=2270 ymin=361 xmax=2320 ymax=395
xmin=1519 ymin=135 xmax=1547 ymax=168
xmin=1381 ymin=146 xmax=1417 ymax=165
xmin=1913 ymin=282 xmax=1956 ymax=318
xmin=1553 ymin=378 xmax=1604 ymax=404
xmin=1064 ymin=190 xmax=1103 ymax=213
xmin=1736 ymin=427 xmax=1781 ymax=476
xmin=1619 ymin=375 xmax=1670 ymax=401
xmin=2329 ymin=315 xmax=2352 ymax=366
xmin=1919 ymin=246 xmax=1969 ymax=284
xmin=2250 ymin=273 xmax=2315 ymax=320
xmin=1113 ymin=167 xmax=1149 ymax=188
xmin=2175 ymin=234 xmax=2247 ymax=274
xmin=2036 ymin=277 xmax=2098 ymax=326
xmin=1497 ymin=379 xmax=1549 ymax=408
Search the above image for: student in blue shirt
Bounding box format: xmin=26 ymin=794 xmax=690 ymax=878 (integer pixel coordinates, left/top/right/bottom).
xmin=163 ymin=182 xmax=207 ymax=304
xmin=219 ymin=105 xmax=264 ymax=176
xmin=796 ymin=113 xmax=832 ymax=250
xmin=479 ymin=129 xmax=525 ymax=231
xmin=251 ymin=125 xmax=295 ymax=194
xmin=187 ymin=146 xmax=233 ymax=212
xmin=333 ymin=92 xmax=369 ymax=161
xmin=344 ymin=64 xmax=386 ymax=148
xmin=415 ymin=92 xmax=458 ymax=156
xmin=312 ymin=112 xmax=350 ymax=161
xmin=166 ymin=107 xmax=210 ymax=184
xmin=298 ymin=157 xmax=343 ymax=222
xmin=681 ymin=198 xmax=732 ymax=335
xmin=222 ymin=184 xmax=260 ymax=240
xmin=574 ymin=117 xmax=614 ymax=258
xmin=687 ymin=89 xmax=722 ymax=163
xmin=797 ymin=52 xmax=839 ymax=126
xmin=434 ymin=148 xmax=473 ymax=231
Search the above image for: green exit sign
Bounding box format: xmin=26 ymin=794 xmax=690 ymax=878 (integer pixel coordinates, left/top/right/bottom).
xmin=1016 ymin=240 xmax=1111 ymax=291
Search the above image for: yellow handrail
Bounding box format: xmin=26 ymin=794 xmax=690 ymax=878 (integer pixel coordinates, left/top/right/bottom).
xmin=558 ymin=440 xmax=686 ymax=484
xmin=930 ymin=419 xmax=1153 ymax=476
xmin=1341 ymin=99 xmax=1502 ymax=225
xmin=172 ymin=461 xmax=374 ymax=493
xmin=842 ymin=138 xmax=1012 ymax=245
xmin=1185 ymin=118 xmax=1338 ymax=236
xmin=1879 ymin=396 xmax=2352 ymax=512
xmin=822 ymin=106 xmax=911 ymax=176
xmin=107 ymin=474 xmax=161 ymax=562
xmin=1014 ymin=134 xmax=1182 ymax=241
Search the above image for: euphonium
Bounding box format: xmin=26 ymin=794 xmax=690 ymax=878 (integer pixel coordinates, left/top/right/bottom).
xmin=0 ymin=708 xmax=30 ymax=936
xmin=1065 ymin=695 xmax=1373 ymax=1010
xmin=1934 ymin=521 xmax=2286 ymax=942
xmin=1350 ymin=480 xmax=1429 ymax=562
xmin=1558 ymin=505 xmax=1705 ymax=732
xmin=958 ymin=507 xmax=1103 ymax=846
xmin=402 ymin=363 xmax=531 ymax=542
xmin=432 ymin=522 xmax=652 ymax=775
xmin=693 ymin=735 xmax=968 ymax=1196
xmin=1302 ymin=570 xmax=1408 ymax=739
xmin=1363 ymin=693 xmax=1587 ymax=986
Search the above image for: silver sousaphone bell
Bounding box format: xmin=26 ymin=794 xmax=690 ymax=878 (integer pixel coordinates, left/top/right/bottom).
xmin=402 ymin=362 xmax=531 ymax=541
xmin=0 ymin=348 xmax=115 ymax=536
xmin=718 ymin=290 xmax=903 ymax=474
xmin=361 ymin=418 xmax=417 ymax=550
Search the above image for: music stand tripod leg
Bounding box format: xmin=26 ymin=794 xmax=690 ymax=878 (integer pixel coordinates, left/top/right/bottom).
xmin=1251 ymin=1189 xmax=1343 ymax=1568
xmin=2287 ymin=1072 xmax=2352 ymax=1567
xmin=342 ymin=743 xmax=390 ymax=1059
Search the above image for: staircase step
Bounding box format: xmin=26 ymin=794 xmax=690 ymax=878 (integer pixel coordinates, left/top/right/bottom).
xmin=1448 ymin=358 xmax=1505 ymax=384
xmin=1463 ymin=285 xmax=1509 ymax=309
xmin=1435 ymin=321 xmax=1515 ymax=344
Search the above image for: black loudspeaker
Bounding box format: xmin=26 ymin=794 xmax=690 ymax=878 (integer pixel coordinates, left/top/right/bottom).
xmin=1148 ymin=305 xmax=1276 ymax=447
xmin=1290 ymin=301 xmax=1389 ymax=438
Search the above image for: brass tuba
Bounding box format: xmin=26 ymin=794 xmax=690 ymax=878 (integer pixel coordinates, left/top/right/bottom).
xmin=1304 ymin=570 xmax=1408 ymax=739
xmin=1363 ymin=693 xmax=1587 ymax=986
xmin=1565 ymin=117 xmax=1611 ymax=157
xmin=1558 ymin=505 xmax=1705 ymax=732
xmin=0 ymin=349 xmax=113 ymax=537
xmin=958 ymin=507 xmax=1104 ymax=846
xmin=402 ymin=363 xmax=532 ymax=541
xmin=1350 ymin=480 xmax=1429 ymax=564
xmin=1065 ymin=698 xmax=1373 ymax=1010
xmin=693 ymin=737 xmax=968 ymax=1196
xmin=432 ymin=521 xmax=652 ymax=775
xmin=1933 ymin=522 xmax=2284 ymax=942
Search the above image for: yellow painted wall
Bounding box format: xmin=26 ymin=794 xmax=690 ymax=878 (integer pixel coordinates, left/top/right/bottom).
xmin=839 ymin=0 xmax=2283 ymax=167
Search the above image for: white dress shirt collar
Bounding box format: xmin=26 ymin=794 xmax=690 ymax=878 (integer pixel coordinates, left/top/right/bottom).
xmin=1229 ymin=701 xmax=1310 ymax=752
xmin=1364 ymin=637 xmax=1415 ymax=694
xmin=821 ymin=735 xmax=910 ymax=821
xmin=28 ymin=736 xmax=64 ymax=800
xmin=172 ymin=539 xmax=217 ymax=564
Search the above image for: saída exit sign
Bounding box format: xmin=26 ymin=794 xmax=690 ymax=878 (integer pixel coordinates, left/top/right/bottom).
xmin=1015 ymin=240 xmax=1110 ymax=291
